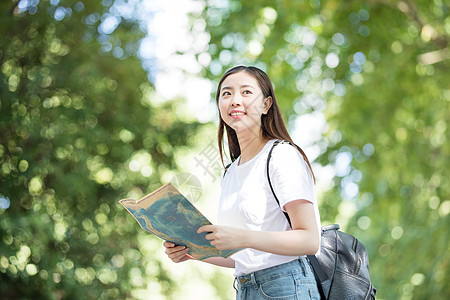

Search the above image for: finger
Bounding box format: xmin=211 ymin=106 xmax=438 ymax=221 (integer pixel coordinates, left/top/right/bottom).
xmin=165 ymin=247 xmax=175 ymax=255
xmin=165 ymin=245 xmax=186 ymax=254
xmin=179 ymin=249 xmax=191 ymax=262
xmin=197 ymin=225 xmax=214 ymax=234
xmin=204 ymin=232 xmax=212 ymax=240
xmin=170 ymin=251 xmax=185 ymax=262
xmin=177 ymin=254 xmax=191 ymax=263
xmin=163 ymin=241 xmax=175 ymax=248
xmin=170 ymin=248 xmax=190 ymax=263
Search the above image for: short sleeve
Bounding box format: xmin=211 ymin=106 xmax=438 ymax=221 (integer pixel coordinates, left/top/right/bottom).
xmin=268 ymin=143 xmax=315 ymax=212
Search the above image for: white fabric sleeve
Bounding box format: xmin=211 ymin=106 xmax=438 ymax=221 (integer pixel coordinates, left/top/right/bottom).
xmin=268 ymin=143 xmax=316 ymax=212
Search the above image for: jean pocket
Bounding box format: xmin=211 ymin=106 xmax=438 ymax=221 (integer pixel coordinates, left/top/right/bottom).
xmin=258 ymin=274 xmax=297 ymax=300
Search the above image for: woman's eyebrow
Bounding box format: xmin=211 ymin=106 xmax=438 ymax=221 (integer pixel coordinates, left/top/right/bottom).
xmin=221 ymin=84 xmax=255 ymax=91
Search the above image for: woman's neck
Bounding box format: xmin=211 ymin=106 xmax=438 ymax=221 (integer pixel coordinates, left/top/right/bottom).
xmin=237 ymin=132 xmax=269 ymax=165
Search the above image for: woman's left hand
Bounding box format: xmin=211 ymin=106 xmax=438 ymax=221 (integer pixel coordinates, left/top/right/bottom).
xmin=197 ymin=225 xmax=246 ymax=250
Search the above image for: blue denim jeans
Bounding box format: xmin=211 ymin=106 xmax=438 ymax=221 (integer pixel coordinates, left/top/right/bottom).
xmin=233 ymin=257 xmax=320 ymax=300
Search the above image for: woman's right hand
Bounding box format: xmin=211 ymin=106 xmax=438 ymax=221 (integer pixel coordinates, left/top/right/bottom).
xmin=163 ymin=242 xmax=193 ymax=263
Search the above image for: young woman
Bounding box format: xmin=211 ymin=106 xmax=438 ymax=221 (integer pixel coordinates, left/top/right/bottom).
xmin=164 ymin=66 xmax=321 ymax=299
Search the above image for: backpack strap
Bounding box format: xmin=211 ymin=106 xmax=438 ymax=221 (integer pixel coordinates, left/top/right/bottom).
xmin=307 ymin=256 xmax=328 ymax=299
xmin=265 ymin=139 xmax=293 ymax=225
xmin=266 ymin=140 xmax=329 ymax=296
xmin=222 ymin=162 xmax=232 ymax=178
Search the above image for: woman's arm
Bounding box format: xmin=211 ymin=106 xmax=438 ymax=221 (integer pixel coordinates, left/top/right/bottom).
xmin=198 ymin=200 xmax=319 ymax=256
xmin=163 ymin=242 xmax=235 ymax=268
xmin=203 ymin=257 xmax=235 ymax=268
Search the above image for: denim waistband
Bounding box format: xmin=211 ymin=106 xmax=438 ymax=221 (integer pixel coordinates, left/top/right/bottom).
xmin=233 ymin=258 xmax=308 ymax=289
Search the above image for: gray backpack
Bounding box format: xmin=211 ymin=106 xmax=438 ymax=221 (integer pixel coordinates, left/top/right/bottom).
xmin=267 ymin=140 xmax=377 ymax=300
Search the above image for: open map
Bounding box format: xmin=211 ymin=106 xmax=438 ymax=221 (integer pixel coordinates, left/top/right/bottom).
xmin=119 ymin=183 xmax=242 ymax=260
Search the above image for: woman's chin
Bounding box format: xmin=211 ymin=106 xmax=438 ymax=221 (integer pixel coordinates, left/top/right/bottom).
xmin=229 ymin=123 xmax=260 ymax=136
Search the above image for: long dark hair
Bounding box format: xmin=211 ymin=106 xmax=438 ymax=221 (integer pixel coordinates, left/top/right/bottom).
xmin=216 ymin=66 xmax=315 ymax=182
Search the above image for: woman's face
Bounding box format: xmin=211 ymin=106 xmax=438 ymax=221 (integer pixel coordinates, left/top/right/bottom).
xmin=218 ymin=72 xmax=270 ymax=135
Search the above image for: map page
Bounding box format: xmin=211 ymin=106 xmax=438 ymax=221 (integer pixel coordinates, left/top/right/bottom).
xmin=119 ymin=183 xmax=242 ymax=260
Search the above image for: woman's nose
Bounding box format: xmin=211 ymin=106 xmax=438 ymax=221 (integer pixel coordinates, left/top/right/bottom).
xmin=231 ymin=94 xmax=242 ymax=106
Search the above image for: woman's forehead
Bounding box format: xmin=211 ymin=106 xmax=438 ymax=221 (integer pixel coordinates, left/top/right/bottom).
xmin=221 ymin=72 xmax=259 ymax=88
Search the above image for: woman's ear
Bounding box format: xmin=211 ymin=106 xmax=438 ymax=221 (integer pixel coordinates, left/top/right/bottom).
xmin=263 ymin=96 xmax=273 ymax=114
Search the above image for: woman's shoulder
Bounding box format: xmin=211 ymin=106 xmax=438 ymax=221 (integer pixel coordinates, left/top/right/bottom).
xmin=269 ymin=140 xmax=310 ymax=171
xmin=271 ymin=140 xmax=302 ymax=159
xmin=269 ymin=141 xmax=314 ymax=180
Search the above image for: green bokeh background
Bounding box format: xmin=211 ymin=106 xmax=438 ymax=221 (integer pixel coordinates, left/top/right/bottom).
xmin=1 ymin=0 xmax=448 ymax=299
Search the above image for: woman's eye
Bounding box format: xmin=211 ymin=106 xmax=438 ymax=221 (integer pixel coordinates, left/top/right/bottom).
xmin=222 ymin=91 xmax=231 ymax=96
xmin=243 ymin=90 xmax=252 ymax=95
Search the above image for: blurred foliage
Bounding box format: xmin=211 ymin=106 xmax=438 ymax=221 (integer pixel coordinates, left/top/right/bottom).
xmin=0 ymin=0 xmax=203 ymax=299
xmin=201 ymin=0 xmax=449 ymax=299
xmin=1 ymin=0 xmax=449 ymax=299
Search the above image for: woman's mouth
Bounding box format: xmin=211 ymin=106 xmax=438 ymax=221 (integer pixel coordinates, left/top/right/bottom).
xmin=229 ymin=110 xmax=246 ymax=119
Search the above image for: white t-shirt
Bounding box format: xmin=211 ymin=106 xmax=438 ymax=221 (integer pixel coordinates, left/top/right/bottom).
xmin=218 ymin=139 xmax=321 ymax=276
